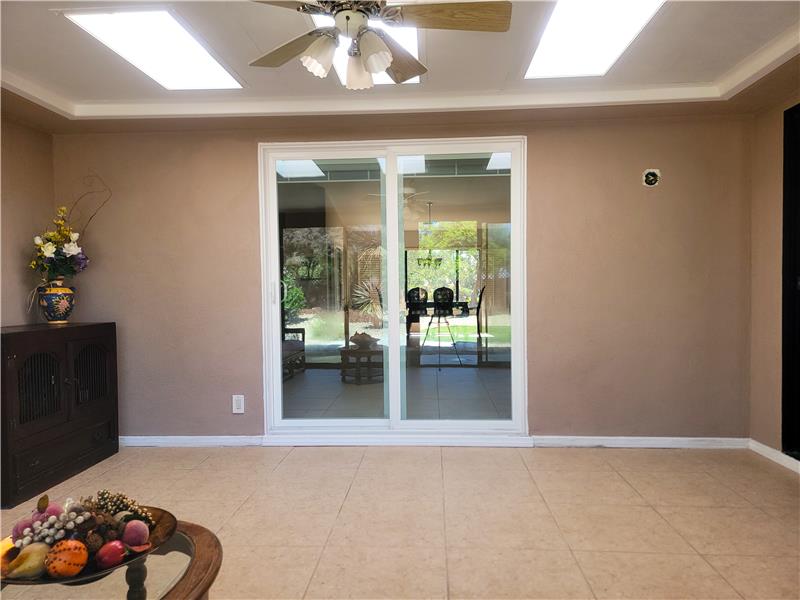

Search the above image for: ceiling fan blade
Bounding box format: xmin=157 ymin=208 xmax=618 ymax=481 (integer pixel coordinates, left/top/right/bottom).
xmin=254 ymin=1 xmax=321 ymax=10
xmin=250 ymin=28 xmax=325 ymax=67
xmin=373 ymin=29 xmax=428 ymax=84
xmin=394 ymin=1 xmax=512 ymax=32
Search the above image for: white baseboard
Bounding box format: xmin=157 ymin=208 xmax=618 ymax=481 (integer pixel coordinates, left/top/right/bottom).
xmin=262 ymin=433 xmax=535 ymax=447
xmin=531 ymin=436 xmax=749 ymax=449
xmin=119 ymin=434 xmax=748 ymax=450
xmin=120 ymin=436 xmax=263 ymax=447
xmin=117 ymin=434 xmax=799 ymax=472
xmin=748 ymin=439 xmax=800 ymax=473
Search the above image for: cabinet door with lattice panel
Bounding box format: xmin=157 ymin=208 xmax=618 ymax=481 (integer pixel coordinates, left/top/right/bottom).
xmin=67 ymin=338 xmax=116 ymax=421
xmin=4 ymin=337 xmax=69 ymax=441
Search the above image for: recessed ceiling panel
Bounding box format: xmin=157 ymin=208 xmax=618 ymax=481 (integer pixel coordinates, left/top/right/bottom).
xmin=1 ymin=1 xmax=797 ymax=116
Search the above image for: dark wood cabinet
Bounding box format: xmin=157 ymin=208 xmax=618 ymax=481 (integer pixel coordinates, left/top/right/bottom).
xmin=1 ymin=323 xmax=118 ymax=508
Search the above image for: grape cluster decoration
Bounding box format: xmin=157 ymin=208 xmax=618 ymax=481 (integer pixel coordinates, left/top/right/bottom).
xmin=83 ymin=490 xmax=154 ymax=526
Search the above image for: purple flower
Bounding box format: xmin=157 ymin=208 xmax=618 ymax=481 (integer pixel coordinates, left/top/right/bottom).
xmin=73 ymin=252 xmax=89 ymax=272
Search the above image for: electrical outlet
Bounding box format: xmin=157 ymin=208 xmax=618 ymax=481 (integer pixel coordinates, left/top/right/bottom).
xmin=232 ymin=394 xmax=245 ymax=414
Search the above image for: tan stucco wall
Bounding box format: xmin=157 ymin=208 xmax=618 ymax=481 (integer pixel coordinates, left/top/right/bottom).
xmin=43 ymin=113 xmax=753 ymax=437
xmin=1 ymin=118 xmax=54 ymax=326
xmin=749 ymin=93 xmax=800 ymax=451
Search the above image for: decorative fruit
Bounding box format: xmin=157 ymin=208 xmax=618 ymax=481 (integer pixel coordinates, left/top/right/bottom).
xmin=1 ymin=536 xmax=17 ymax=576
xmin=84 ymin=490 xmax=154 ymax=526
xmin=45 ymin=540 xmax=88 ymax=578
xmin=14 ymin=509 xmax=87 ymax=548
xmin=30 ymin=495 xmax=64 ymax=525
xmin=85 ymin=532 xmax=104 ymax=554
xmin=95 ymin=541 xmax=126 ymax=569
xmin=11 ymin=517 xmax=33 ymax=542
xmin=121 ymin=520 xmax=149 ymax=547
xmin=4 ymin=542 xmax=49 ymax=579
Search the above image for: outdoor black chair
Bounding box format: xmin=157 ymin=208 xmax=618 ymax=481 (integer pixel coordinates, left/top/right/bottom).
xmin=406 ymin=287 xmax=429 ymax=336
xmin=422 ymin=286 xmax=462 ymax=369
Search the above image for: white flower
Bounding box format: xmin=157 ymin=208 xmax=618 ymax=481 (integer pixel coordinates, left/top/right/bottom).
xmin=41 ymin=242 xmax=56 ymax=258
xmin=34 ymin=236 xmax=43 ymax=246
xmin=70 ymin=232 xmax=80 ymax=242
xmin=63 ymin=242 xmax=82 ymax=257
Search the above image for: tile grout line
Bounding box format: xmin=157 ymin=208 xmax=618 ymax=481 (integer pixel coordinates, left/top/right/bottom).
xmin=611 ymin=465 xmax=747 ymax=600
xmin=440 ymin=446 xmax=450 ymax=600
xmin=177 ymin=447 xmax=298 ymax=541
xmin=517 ymin=447 xmax=599 ymax=600
xmin=301 ymin=447 xmax=365 ymax=600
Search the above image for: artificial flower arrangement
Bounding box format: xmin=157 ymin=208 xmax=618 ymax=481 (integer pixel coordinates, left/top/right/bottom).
xmin=29 ymin=206 xmax=89 ymax=282
xmin=1 ymin=491 xmax=156 ymax=581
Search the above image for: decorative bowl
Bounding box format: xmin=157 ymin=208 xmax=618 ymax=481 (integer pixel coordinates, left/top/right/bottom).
xmin=1 ymin=507 xmax=176 ymax=587
xmin=350 ymin=332 xmax=378 ymax=349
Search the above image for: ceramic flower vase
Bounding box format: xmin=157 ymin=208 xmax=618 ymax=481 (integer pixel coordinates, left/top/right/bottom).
xmin=38 ymin=279 xmax=76 ymax=324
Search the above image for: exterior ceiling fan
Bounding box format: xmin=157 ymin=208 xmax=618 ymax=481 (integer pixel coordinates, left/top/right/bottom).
xmin=250 ymin=1 xmax=512 ymax=89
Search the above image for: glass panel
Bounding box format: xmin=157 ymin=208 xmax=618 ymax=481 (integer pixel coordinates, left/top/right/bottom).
xmin=277 ymin=158 xmax=388 ymax=419
xmin=400 ymin=153 xmax=512 ymax=420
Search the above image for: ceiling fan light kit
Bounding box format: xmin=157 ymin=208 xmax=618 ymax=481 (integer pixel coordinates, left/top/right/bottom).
xmin=251 ymin=1 xmax=511 ymax=89
xmin=346 ymin=45 xmax=375 ymax=89
xmin=359 ymin=28 xmax=393 ymax=74
xmin=300 ymin=31 xmax=338 ymax=77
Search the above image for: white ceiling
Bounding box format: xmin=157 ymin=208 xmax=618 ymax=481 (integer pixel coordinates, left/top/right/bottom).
xmin=2 ymin=1 xmax=798 ymax=118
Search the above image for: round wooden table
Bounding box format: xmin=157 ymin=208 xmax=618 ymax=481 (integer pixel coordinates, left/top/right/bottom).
xmin=148 ymin=520 xmax=222 ymax=600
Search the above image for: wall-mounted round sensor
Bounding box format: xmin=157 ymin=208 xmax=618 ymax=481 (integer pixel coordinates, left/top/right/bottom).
xmin=643 ymin=169 xmax=661 ymax=187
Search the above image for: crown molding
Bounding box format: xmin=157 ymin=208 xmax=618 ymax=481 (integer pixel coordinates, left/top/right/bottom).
xmin=2 ymin=28 xmax=797 ymax=119
xmin=6 ymin=83 xmax=723 ymax=120
xmin=1 ymin=70 xmax=75 ymax=118
xmin=716 ymin=25 xmax=800 ymax=99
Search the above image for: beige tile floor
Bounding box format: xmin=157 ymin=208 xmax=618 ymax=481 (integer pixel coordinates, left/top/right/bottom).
xmin=1 ymin=446 xmax=798 ymax=599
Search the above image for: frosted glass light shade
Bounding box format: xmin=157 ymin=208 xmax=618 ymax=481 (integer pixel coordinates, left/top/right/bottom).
xmin=346 ymin=54 xmax=374 ymax=90
xmin=300 ymin=35 xmax=338 ymax=78
xmin=359 ymin=29 xmax=393 ymax=74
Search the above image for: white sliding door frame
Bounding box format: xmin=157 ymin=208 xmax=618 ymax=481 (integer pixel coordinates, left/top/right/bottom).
xmin=258 ymin=136 xmax=528 ymax=442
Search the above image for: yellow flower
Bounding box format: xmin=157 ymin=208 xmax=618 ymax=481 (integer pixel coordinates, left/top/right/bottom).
xmin=29 ymin=260 xmax=37 ymax=270
xmin=57 ymin=206 xmax=67 ymax=217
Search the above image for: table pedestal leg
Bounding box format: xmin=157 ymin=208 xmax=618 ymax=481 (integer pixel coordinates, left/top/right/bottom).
xmin=126 ymin=558 xmax=148 ymax=600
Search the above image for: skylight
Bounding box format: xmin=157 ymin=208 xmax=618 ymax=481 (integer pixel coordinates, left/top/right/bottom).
xmin=375 ymin=156 xmax=426 ymax=173
xmin=486 ymin=153 xmax=511 ymax=171
xmin=525 ymin=0 xmax=664 ymax=79
xmin=65 ymin=10 xmax=241 ymax=90
xmin=399 ymin=155 xmax=426 ymax=174
xmin=311 ymin=15 xmax=419 ymax=85
xmin=276 ymin=160 xmax=325 ymax=179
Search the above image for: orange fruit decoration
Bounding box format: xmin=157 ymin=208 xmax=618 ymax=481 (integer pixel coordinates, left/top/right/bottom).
xmin=44 ymin=540 xmax=88 ymax=578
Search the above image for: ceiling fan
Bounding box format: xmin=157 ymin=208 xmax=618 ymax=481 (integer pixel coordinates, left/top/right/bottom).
xmin=250 ymin=1 xmax=512 ymax=90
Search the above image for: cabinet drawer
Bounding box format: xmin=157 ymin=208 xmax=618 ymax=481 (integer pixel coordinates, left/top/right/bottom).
xmin=13 ymin=421 xmax=114 ymax=484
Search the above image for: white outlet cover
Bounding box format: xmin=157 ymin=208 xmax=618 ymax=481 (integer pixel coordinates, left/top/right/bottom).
xmin=232 ymin=394 xmax=245 ymax=414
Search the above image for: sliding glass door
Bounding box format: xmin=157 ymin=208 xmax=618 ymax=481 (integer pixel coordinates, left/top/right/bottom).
xmin=261 ymin=138 xmax=526 ymax=435
xmin=399 ymin=153 xmax=512 ymax=421
xmin=275 ymin=157 xmax=388 ymax=420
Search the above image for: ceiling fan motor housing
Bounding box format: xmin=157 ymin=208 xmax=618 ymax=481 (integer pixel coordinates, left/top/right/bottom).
xmin=334 ymin=9 xmax=369 ymax=39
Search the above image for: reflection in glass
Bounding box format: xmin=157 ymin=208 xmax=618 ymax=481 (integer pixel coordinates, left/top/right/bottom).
xmin=277 ymin=158 xmax=387 ymax=419
xmin=400 ymin=153 xmax=512 ymax=420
